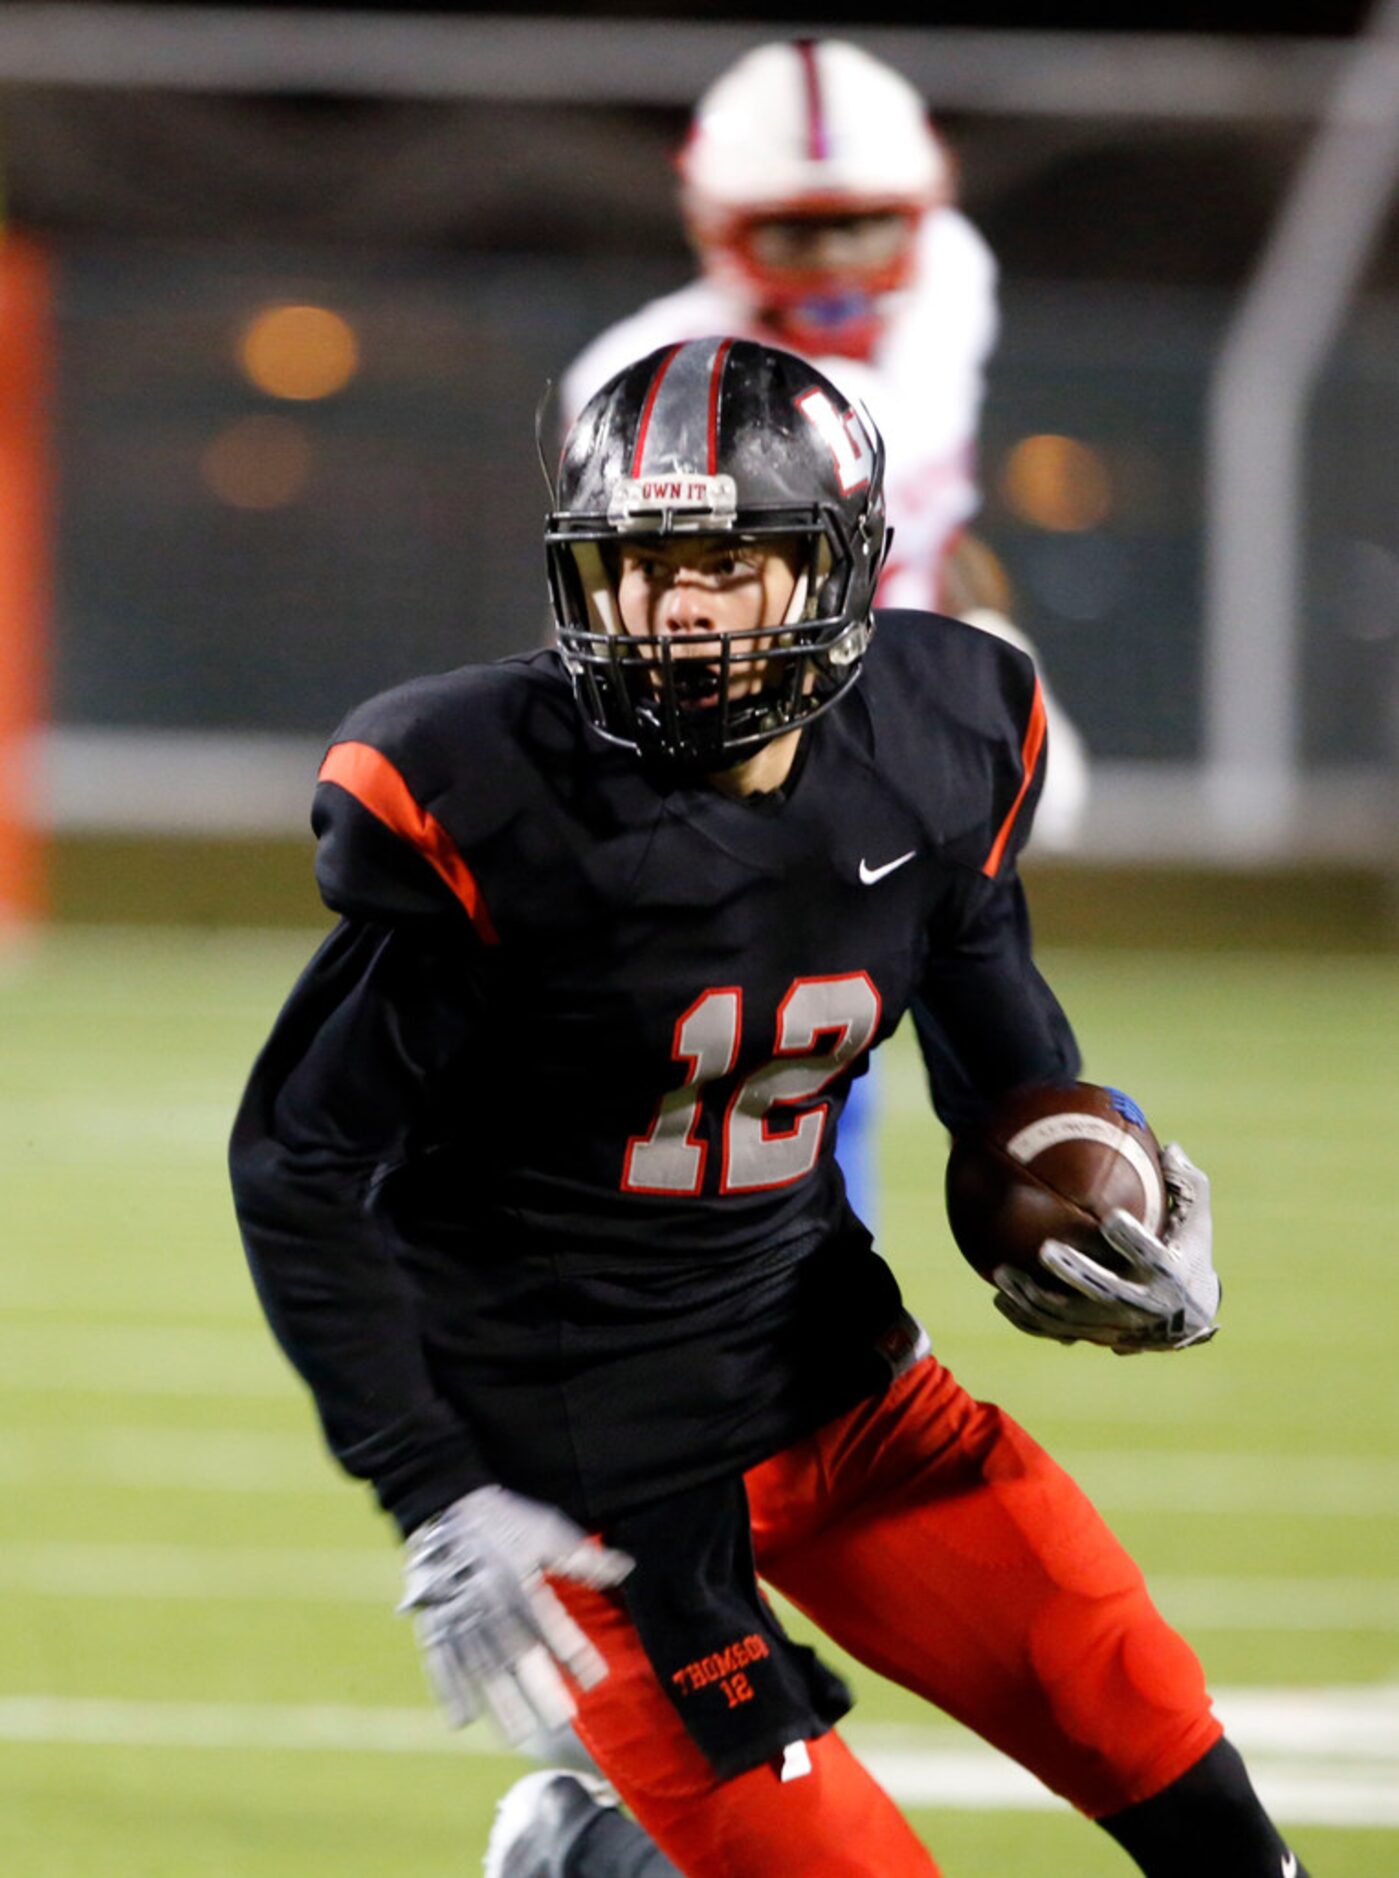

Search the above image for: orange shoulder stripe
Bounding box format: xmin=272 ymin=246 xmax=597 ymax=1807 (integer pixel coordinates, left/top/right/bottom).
xmin=980 ymin=676 xmax=1047 ymax=880
xmin=318 ymin=740 xmax=500 ymax=945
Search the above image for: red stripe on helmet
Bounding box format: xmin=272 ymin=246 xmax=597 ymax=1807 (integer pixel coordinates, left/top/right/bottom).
xmin=795 ymin=40 xmax=829 ymax=162
xmin=981 ymin=678 xmax=1048 ymax=879
xmin=630 ymin=343 xmax=684 ymax=478
xmin=705 ymin=337 xmax=734 ymax=475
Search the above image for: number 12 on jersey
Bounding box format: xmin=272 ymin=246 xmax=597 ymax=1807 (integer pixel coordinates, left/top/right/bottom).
xmin=623 ymin=973 xmax=881 ymax=1196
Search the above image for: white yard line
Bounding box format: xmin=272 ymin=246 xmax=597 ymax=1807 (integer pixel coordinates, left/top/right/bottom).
xmin=1214 ymin=1683 xmax=1399 ymax=1755
xmin=0 ymin=1697 xmax=466 ymax=1755
xmin=1151 ymin=1577 xmax=1399 ymax=1631
xmin=0 ymin=1689 xmax=1395 ymax=1829
xmin=858 ymin=1745 xmax=1399 ymax=1828
xmin=0 ymin=1324 xmax=290 ymax=1397
xmin=0 ymin=1426 xmax=342 ymax=1494
xmin=2 ymin=1419 xmax=1395 ymax=1521
xmin=0 ymin=1093 xmax=235 ymax=1157
xmin=10 ymin=1322 xmax=1389 ymax=1434
xmin=1067 ymin=1449 xmax=1399 ymax=1517
xmin=0 ymin=1543 xmax=396 ymax=1601
xmin=0 ymin=1542 xmax=1396 ymax=1635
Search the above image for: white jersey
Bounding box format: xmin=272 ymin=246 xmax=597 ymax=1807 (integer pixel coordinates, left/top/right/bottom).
xmin=958 ymin=609 xmax=1089 ymax=853
xmin=562 ymin=207 xmax=997 ymax=614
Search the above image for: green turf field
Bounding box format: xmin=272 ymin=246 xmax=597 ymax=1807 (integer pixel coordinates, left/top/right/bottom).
xmin=1 ymin=929 xmax=1396 ymax=1876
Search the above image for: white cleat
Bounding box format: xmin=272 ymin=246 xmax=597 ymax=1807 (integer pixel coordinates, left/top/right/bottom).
xmin=484 ymin=1770 xmax=619 ymax=1878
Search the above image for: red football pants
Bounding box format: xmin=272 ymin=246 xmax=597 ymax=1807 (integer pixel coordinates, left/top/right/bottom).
xmin=558 ymin=1355 xmax=1222 ymax=1878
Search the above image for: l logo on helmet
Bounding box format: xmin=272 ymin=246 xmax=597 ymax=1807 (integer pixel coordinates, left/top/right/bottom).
xmin=796 ymin=389 xmax=875 ymax=496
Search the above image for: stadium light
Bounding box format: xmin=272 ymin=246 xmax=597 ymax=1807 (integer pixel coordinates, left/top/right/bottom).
xmin=201 ymin=415 xmax=313 ymax=510
xmin=238 ymin=305 xmax=359 ymax=403
xmin=1000 ymin=435 xmax=1113 ymax=534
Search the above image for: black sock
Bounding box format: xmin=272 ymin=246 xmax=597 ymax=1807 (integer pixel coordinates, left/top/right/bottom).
xmin=1099 ymin=1737 xmax=1309 ymax=1878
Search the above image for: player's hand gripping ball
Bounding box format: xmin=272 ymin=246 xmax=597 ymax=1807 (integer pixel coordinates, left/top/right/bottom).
xmin=945 ymin=1082 xmax=1220 ymax=1353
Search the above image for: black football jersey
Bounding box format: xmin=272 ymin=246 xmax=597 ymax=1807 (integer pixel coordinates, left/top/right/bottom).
xmin=230 ymin=612 xmax=1079 ymax=1535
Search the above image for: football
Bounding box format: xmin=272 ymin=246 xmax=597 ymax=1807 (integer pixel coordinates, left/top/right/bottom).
xmin=945 ymin=1082 xmax=1167 ymax=1286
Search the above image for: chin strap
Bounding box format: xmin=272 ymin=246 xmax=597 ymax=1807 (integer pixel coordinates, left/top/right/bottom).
xmin=781 ymin=569 xmax=810 ymax=626
xmin=571 ymin=541 xmax=621 ymax=635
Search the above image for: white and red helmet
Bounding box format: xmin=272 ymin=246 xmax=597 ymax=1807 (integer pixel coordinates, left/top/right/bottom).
xmin=680 ymin=39 xmax=952 ymax=357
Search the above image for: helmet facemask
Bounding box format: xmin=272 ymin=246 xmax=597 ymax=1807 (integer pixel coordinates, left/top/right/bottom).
xmin=696 ymin=202 xmax=926 ymax=361
xmin=549 ymin=503 xmax=877 ymax=778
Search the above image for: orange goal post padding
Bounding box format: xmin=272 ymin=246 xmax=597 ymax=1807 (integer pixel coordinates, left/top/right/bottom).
xmin=0 ymin=236 xmax=52 ymax=930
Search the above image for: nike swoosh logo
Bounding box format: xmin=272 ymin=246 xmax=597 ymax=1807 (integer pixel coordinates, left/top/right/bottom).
xmin=859 ymin=850 xmax=916 ymax=886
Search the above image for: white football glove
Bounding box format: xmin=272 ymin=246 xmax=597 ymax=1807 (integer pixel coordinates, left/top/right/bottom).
xmin=993 ymin=1143 xmax=1220 ymax=1354
xmin=399 ymin=1485 xmax=633 ymax=1746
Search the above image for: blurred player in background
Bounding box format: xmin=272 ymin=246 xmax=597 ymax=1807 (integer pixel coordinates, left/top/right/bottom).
xmin=231 ymin=339 xmax=1305 ymax=1878
xmin=563 ymin=38 xmax=1087 ymax=1234
xmin=563 ymin=37 xmax=1087 ymax=837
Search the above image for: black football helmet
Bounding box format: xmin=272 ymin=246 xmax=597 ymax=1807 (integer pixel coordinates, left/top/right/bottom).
xmin=546 ymin=336 xmax=888 ymax=773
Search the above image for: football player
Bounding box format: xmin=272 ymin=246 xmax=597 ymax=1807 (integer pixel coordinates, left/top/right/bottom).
xmin=563 ymin=39 xmax=993 ymax=621
xmin=231 ymin=341 xmax=1305 ymax=1878
xmin=563 ymin=38 xmax=1085 ymax=814
xmin=562 ymin=35 xmax=1088 ymax=1234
